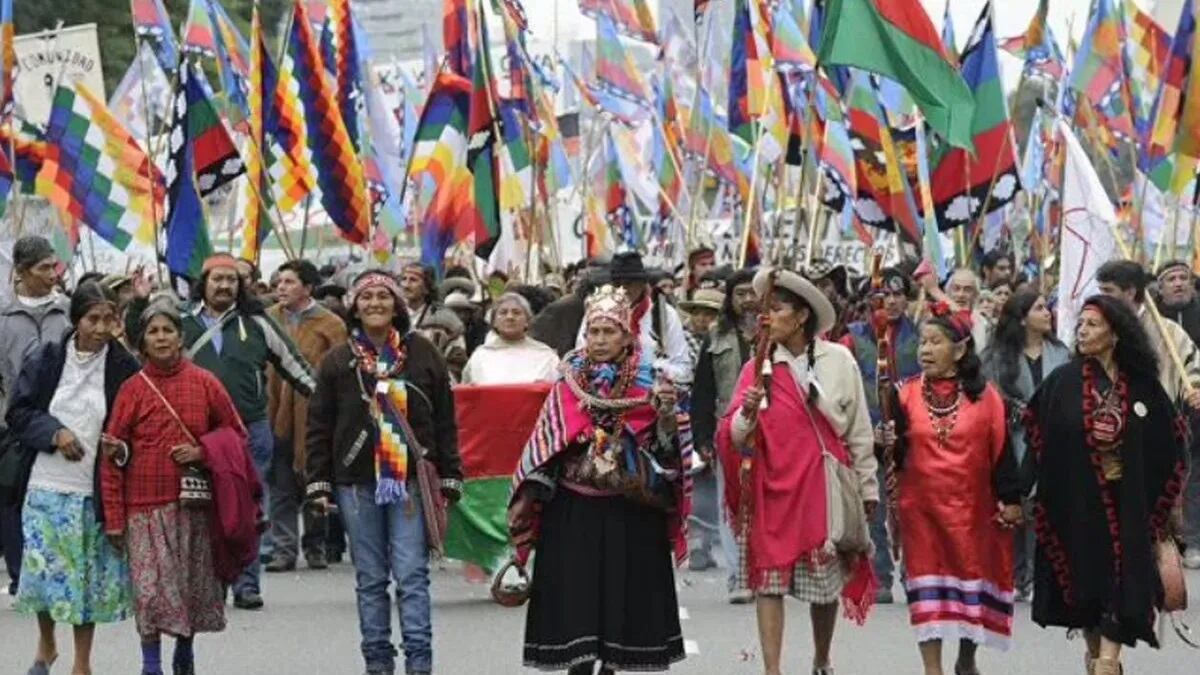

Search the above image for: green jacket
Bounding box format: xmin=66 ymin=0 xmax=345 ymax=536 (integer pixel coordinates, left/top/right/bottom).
xmin=182 ymin=305 xmax=316 ymax=423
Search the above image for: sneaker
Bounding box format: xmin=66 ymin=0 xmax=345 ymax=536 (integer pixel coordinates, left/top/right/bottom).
xmin=264 ymin=555 xmax=296 ymax=573
xmin=327 ymin=551 xmax=344 ymax=564
xmin=875 ymin=588 xmax=895 ymax=604
xmin=1184 ymin=549 xmax=1200 ymax=570
xmin=233 ymin=591 xmax=264 ymax=610
xmin=728 ymin=588 xmax=754 ymax=605
xmin=173 ymin=662 xmax=195 ymax=675
xmin=306 ymin=551 xmax=328 ymax=570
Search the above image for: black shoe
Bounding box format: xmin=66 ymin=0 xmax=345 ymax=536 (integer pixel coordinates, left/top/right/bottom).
xmin=233 ymin=591 xmax=264 ymax=610
xmin=173 ymin=662 xmax=195 ymax=675
xmin=264 ymin=555 xmax=296 ymax=573
xmin=875 ymin=588 xmax=894 ymax=604
xmin=305 ymin=551 xmax=328 ymax=570
xmin=327 ymin=551 xmax=344 ymax=564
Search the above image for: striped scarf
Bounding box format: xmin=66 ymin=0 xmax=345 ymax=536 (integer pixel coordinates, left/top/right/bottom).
xmin=351 ymin=328 xmax=411 ymax=505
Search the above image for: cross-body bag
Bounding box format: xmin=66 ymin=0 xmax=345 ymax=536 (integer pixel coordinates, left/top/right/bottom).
xmin=138 ymin=372 xmax=213 ymax=508
xmin=184 ymin=311 xmax=235 ymax=359
xmin=799 ymin=397 xmax=870 ymax=555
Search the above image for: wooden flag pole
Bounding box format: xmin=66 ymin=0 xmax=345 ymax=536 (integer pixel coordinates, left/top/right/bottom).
xmin=737 ymin=86 xmax=774 ymax=267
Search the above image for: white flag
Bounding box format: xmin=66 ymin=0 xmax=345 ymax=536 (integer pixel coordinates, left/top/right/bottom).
xmin=1056 ymin=119 xmax=1120 ymax=345
xmin=107 ymin=42 xmax=171 ymax=142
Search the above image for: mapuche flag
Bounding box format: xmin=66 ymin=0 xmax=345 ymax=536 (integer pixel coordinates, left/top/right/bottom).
xmin=928 ymin=2 xmax=1020 ymax=231
xmin=444 ymin=384 xmax=551 ymax=572
xmin=817 ymin=0 xmax=974 ymax=151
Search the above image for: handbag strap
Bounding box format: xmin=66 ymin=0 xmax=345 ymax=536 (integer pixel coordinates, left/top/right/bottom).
xmin=138 ymin=371 xmax=199 ymax=445
xmin=184 ymin=310 xmax=234 ymax=359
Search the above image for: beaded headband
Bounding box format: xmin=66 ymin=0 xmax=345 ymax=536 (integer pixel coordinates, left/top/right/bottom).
xmin=585 ymin=284 xmax=632 ymax=333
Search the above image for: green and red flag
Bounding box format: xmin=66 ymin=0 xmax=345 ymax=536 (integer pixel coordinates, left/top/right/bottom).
xmin=929 ymin=2 xmax=1020 ymax=231
xmin=445 ymin=384 xmax=551 ymax=572
xmin=817 ymin=0 xmax=974 ymax=151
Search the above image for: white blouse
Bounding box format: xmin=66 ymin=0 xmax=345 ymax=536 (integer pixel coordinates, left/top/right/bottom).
xmin=28 ymin=340 xmax=109 ymax=495
xmin=461 ymin=333 xmax=559 ymax=385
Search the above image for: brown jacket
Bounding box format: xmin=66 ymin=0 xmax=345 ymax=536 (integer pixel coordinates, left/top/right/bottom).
xmin=266 ymin=302 xmax=348 ymax=469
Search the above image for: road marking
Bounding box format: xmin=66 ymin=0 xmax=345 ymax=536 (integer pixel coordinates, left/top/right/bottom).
xmin=684 ymin=640 xmax=700 ymax=655
xmin=679 ymin=607 xmax=690 ymax=621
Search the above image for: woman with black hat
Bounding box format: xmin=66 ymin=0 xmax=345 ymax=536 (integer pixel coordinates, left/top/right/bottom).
xmin=6 ymin=282 xmax=139 ymax=675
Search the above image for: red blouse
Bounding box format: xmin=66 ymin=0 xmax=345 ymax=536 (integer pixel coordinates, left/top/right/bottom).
xmin=101 ymin=358 xmax=246 ymax=534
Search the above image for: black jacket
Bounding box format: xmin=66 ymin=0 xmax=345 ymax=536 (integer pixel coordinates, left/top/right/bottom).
xmin=530 ymin=293 xmax=586 ymax=358
xmin=305 ymin=333 xmax=463 ymax=497
xmin=2 ymin=335 xmax=141 ymax=520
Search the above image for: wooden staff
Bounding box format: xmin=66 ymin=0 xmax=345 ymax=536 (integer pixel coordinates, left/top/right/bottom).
xmin=738 ymin=268 xmax=777 ymax=554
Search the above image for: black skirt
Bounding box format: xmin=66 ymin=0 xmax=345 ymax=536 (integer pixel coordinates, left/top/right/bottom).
xmin=523 ymin=487 xmax=686 ymax=672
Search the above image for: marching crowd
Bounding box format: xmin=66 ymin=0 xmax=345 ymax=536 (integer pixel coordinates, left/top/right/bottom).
xmin=0 ymin=233 xmax=1198 ymax=675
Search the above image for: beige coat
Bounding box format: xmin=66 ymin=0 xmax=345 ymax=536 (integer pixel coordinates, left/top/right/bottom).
xmin=732 ymin=340 xmax=879 ymax=503
xmin=266 ymin=302 xmax=348 ymax=469
xmin=1140 ymin=306 xmax=1200 ymax=406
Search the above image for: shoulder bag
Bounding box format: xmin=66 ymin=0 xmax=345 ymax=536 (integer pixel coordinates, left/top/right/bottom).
xmin=138 ymin=372 xmax=213 ymax=508
xmin=799 ymin=398 xmax=870 ymax=555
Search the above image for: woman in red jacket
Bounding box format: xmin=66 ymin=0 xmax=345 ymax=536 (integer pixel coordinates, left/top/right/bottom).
xmin=100 ymin=302 xmax=245 ymax=675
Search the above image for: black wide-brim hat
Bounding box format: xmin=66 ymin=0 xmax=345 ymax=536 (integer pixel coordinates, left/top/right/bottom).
xmin=609 ymin=251 xmax=652 ymax=282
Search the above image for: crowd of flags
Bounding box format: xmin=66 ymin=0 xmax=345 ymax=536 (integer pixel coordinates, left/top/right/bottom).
xmin=2 ymin=0 xmax=1200 ymax=284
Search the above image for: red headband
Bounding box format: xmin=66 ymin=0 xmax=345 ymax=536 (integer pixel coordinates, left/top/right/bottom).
xmin=349 ymin=271 xmax=403 ymax=306
xmin=928 ymin=301 xmax=974 ymax=343
xmin=201 ymin=253 xmax=239 ymax=275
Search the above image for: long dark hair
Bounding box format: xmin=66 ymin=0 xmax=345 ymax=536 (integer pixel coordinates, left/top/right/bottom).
xmin=1076 ymin=294 xmax=1159 ymax=377
xmin=719 ymin=267 xmax=757 ymax=332
xmin=346 ymin=270 xmax=412 ymax=336
xmin=922 ymin=316 xmax=987 ymax=402
xmin=188 ymin=268 xmax=265 ymax=315
xmin=987 ymin=289 xmax=1063 ymax=399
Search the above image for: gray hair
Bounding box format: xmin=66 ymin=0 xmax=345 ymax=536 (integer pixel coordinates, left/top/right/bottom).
xmin=492 ymin=292 xmax=533 ymax=323
xmin=136 ymin=299 xmax=183 ymax=351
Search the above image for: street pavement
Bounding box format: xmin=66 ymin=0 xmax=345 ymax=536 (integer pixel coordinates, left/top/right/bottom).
xmin=2 ymin=560 xmax=1199 ymax=674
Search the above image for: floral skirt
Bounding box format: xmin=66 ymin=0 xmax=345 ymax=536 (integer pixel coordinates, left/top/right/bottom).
xmin=16 ymin=489 xmax=131 ymax=625
xmin=126 ymin=502 xmax=225 ymax=638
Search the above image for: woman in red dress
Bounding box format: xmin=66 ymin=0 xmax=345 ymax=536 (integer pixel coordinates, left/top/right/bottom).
xmin=881 ymin=303 xmax=1023 ymax=675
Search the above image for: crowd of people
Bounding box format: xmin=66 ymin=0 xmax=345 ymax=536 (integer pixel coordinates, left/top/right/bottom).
xmin=0 ymin=232 xmax=1196 ymax=675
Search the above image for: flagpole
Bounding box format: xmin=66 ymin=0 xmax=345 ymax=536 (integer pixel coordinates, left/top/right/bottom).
xmin=133 ymin=34 xmax=170 ymax=283
xmin=737 ymin=85 xmax=774 ymax=267
xmin=967 ymin=124 xmax=1018 ymax=249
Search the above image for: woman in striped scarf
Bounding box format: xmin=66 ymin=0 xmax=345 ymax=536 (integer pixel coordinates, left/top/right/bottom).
xmin=306 ymin=270 xmax=462 ymax=675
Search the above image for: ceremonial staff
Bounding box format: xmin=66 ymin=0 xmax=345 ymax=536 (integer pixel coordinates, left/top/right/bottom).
xmin=737 ymin=268 xmax=777 ymax=548
xmin=868 ymin=255 xmax=901 ymax=560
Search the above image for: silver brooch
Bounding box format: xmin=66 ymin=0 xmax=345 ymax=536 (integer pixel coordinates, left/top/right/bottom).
xmin=1133 ymin=401 xmax=1147 ymax=418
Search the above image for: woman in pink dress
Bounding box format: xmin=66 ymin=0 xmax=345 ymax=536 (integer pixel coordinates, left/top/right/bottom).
xmin=881 ymin=303 xmax=1023 ymax=675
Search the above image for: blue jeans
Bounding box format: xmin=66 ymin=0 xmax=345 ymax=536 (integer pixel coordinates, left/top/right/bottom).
xmin=869 ymin=463 xmax=895 ymax=590
xmin=233 ymin=419 xmax=274 ymax=598
xmin=337 ymin=483 xmax=432 ymax=674
xmin=713 ymin=453 xmax=741 ymax=590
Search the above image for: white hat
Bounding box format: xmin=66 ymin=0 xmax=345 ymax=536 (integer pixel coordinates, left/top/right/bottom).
xmin=444 ymin=290 xmax=475 ymax=310
xmin=678 ymin=288 xmax=724 ymax=314
xmin=752 ymin=267 xmax=837 ymax=335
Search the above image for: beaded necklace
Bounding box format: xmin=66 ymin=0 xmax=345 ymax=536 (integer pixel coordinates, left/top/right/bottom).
xmin=921 ymin=375 xmax=963 ymax=446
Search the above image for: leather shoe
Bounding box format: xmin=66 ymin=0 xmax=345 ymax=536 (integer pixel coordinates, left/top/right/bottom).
xmin=306 ymin=551 xmax=329 ymax=570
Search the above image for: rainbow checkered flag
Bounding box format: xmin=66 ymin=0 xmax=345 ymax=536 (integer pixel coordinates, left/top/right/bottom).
xmin=286 ymin=0 xmax=370 ymax=244
xmin=35 ymin=84 xmax=162 ymax=251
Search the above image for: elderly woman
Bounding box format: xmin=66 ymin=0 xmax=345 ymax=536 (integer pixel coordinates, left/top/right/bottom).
xmin=882 ymin=303 xmax=1022 ymax=675
xmin=6 ymin=283 xmax=139 ymax=675
xmin=461 ymin=292 xmax=558 ymax=385
xmin=306 ymin=270 xmax=463 ymax=675
xmin=100 ymin=302 xmax=246 ymax=675
xmin=509 ymin=284 xmax=692 ymax=674
xmin=1024 ymin=295 xmax=1186 ymax=675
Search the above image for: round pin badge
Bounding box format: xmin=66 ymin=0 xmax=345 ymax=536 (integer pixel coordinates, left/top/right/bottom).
xmin=1133 ymin=401 xmax=1147 ymax=418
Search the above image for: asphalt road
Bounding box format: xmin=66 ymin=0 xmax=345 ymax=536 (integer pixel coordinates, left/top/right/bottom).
xmin=2 ymin=561 xmax=1199 ymax=674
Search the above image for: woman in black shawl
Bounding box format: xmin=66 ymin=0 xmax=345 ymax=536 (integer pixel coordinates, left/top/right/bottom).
xmin=1024 ymin=295 xmax=1186 ymax=675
